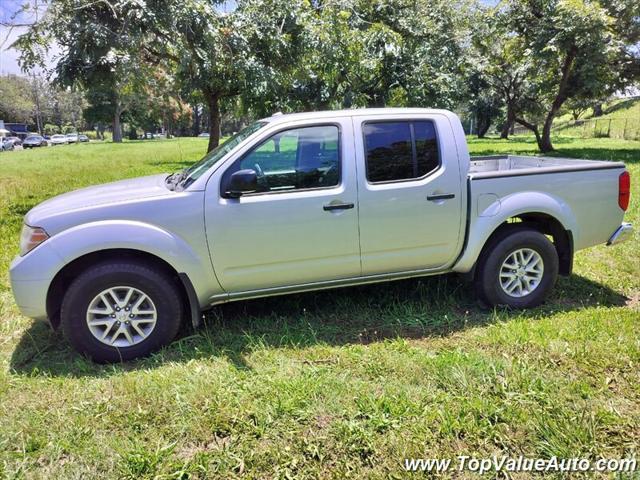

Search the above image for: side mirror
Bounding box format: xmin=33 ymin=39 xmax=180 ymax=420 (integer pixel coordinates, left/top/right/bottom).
xmin=224 ymin=169 xmax=258 ymax=198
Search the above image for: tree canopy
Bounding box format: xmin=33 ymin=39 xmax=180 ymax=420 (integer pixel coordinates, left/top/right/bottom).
xmin=6 ymin=0 xmax=640 ymax=151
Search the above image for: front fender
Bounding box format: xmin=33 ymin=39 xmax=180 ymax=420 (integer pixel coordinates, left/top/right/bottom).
xmin=47 ymin=220 xmax=219 ymax=305
xmin=453 ymin=191 xmax=578 ymax=273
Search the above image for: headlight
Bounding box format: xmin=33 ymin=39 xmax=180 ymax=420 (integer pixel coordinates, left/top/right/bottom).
xmin=19 ymin=224 xmax=49 ymax=256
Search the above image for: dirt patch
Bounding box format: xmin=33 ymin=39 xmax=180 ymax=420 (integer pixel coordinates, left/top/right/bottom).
xmin=625 ymin=292 xmax=640 ymax=309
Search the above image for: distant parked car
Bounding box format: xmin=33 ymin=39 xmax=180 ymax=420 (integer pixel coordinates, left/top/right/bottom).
xmin=78 ymin=134 xmax=89 ymax=142
xmin=66 ymin=133 xmax=79 ymax=143
xmin=5 ymin=136 xmax=22 ymax=147
xmin=0 ymin=137 xmax=15 ymax=151
xmin=197 ymin=132 xmax=210 ymax=137
xmin=22 ymin=135 xmax=48 ymax=148
xmin=50 ymin=134 xmax=68 ymax=145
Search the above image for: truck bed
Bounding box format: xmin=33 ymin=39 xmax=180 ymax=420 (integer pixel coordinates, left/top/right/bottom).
xmin=462 ymin=154 xmax=627 ymax=265
xmin=468 ymin=155 xmax=625 ymax=179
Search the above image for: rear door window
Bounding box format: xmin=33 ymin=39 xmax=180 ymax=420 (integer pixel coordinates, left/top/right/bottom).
xmin=363 ymin=120 xmax=440 ymax=183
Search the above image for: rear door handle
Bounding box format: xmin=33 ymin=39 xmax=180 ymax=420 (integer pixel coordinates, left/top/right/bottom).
xmin=427 ymin=193 xmax=455 ymax=201
xmin=323 ymin=202 xmax=354 ymax=211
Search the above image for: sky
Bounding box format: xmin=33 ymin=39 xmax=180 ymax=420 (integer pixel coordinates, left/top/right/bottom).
xmin=0 ymin=0 xmax=46 ymax=75
xmin=0 ymin=0 xmax=238 ymax=76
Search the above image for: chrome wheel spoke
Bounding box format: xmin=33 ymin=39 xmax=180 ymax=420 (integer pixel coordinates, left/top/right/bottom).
xmin=504 ymin=277 xmax=518 ymax=293
xmin=88 ymin=318 xmax=115 ymax=327
xmin=499 ymin=248 xmax=544 ymax=298
xmin=130 ymin=321 xmax=148 ymax=339
xmin=100 ymin=324 xmax=114 ymax=341
xmin=99 ymin=294 xmax=115 ymax=313
xmin=86 ymin=286 xmax=157 ymax=347
xmin=122 ymin=288 xmax=135 ymax=307
xmin=106 ymin=289 xmax=121 ymax=307
xmin=120 ymin=326 xmax=134 ymax=345
xmin=132 ymin=294 xmax=149 ymax=314
xmin=109 ymin=326 xmax=123 ymax=344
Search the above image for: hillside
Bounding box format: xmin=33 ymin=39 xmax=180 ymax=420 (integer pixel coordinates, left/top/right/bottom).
xmin=554 ymin=97 xmax=640 ymax=140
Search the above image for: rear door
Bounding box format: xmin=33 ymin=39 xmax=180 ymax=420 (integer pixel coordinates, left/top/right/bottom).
xmin=353 ymin=114 xmax=465 ymax=275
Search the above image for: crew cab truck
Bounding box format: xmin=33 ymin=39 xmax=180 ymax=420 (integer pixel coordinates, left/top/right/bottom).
xmin=10 ymin=109 xmax=633 ymax=362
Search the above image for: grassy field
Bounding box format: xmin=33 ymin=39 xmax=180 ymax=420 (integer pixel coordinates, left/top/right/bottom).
xmin=0 ymin=136 xmax=638 ymax=479
xmin=553 ymin=97 xmax=640 ymax=140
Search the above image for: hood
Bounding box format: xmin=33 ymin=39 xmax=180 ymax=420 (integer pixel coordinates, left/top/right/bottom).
xmin=26 ymin=174 xmax=172 ymax=226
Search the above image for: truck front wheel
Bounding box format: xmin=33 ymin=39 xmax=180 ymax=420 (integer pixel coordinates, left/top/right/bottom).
xmin=60 ymin=261 xmax=183 ymax=363
xmin=475 ymin=227 xmax=559 ymax=309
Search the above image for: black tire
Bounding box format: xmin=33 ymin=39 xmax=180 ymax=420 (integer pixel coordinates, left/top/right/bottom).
xmin=475 ymin=226 xmax=559 ymax=309
xmin=60 ymin=261 xmax=183 ymax=363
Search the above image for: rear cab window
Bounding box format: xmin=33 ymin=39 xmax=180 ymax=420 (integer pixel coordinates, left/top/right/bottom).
xmin=363 ymin=120 xmax=440 ymax=183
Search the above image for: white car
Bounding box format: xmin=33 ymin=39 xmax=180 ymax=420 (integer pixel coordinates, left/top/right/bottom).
xmin=66 ymin=133 xmax=79 ymax=143
xmin=50 ymin=134 xmax=68 ymax=145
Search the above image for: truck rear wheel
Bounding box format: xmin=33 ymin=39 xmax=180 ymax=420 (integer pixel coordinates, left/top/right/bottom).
xmin=60 ymin=261 xmax=183 ymax=363
xmin=475 ymin=227 xmax=559 ymax=308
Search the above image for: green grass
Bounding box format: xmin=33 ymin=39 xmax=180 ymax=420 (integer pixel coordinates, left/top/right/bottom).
xmin=0 ymin=136 xmax=639 ymax=478
xmin=555 ymin=97 xmax=640 ymax=124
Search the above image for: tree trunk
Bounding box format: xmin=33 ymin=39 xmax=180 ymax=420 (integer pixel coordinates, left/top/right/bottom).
xmin=516 ymin=117 xmax=543 ymax=150
xmin=500 ymin=105 xmax=515 ymax=139
xmin=593 ymin=103 xmax=603 ymax=117
xmin=112 ymin=110 xmax=123 ymax=143
xmin=192 ymin=104 xmax=201 ymax=136
xmin=539 ymin=114 xmax=557 ymax=152
xmin=477 ymin=115 xmax=491 ymax=138
xmin=536 ymin=49 xmax=576 ymax=153
xmin=205 ymin=92 xmax=221 ymax=152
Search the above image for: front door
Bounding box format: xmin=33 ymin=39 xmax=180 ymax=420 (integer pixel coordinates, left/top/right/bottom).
xmin=353 ymin=114 xmax=464 ymax=275
xmin=205 ymin=119 xmax=361 ymax=292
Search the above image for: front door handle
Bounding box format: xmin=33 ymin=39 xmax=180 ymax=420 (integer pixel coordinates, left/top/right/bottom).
xmin=323 ymin=202 xmax=354 ymax=211
xmin=427 ymin=193 xmax=455 ymax=201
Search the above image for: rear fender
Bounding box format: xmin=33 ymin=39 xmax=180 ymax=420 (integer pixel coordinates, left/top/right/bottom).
xmin=453 ymin=191 xmax=577 ymax=273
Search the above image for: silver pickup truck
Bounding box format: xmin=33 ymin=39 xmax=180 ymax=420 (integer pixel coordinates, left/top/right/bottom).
xmin=10 ymin=109 xmax=633 ymax=362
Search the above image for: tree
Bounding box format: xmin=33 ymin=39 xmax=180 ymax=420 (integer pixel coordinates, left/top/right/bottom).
xmin=0 ymin=75 xmax=35 ymax=124
xmin=13 ymin=0 xmax=158 ymax=142
xmin=465 ymin=69 xmax=502 ymax=138
xmin=564 ymin=97 xmax=591 ymax=121
xmin=280 ymin=0 xmax=471 ymax=112
xmin=470 ymin=11 xmax=529 ymax=140
xmin=182 ymin=0 xmax=308 ymax=150
xmin=495 ymin=0 xmax=640 ymax=151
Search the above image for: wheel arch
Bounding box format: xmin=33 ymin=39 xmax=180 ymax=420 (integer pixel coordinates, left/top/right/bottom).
xmin=455 ymin=210 xmax=574 ymax=278
xmin=479 ymin=213 xmax=573 ymax=276
xmin=46 ymin=248 xmax=200 ymax=330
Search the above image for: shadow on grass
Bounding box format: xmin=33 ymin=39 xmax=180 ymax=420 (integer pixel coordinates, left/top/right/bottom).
xmin=9 ymin=273 xmax=628 ymax=377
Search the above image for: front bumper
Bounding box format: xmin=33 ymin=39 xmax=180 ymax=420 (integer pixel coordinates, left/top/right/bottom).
xmin=9 ymin=242 xmax=65 ymax=322
xmin=607 ymin=222 xmax=633 ymax=246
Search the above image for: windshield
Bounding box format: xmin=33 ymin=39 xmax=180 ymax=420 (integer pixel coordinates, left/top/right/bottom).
xmin=179 ymin=121 xmax=267 ymax=189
